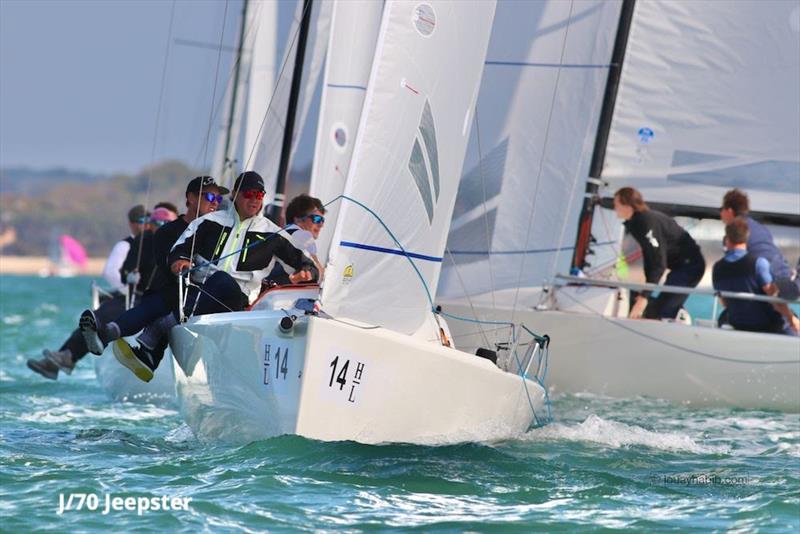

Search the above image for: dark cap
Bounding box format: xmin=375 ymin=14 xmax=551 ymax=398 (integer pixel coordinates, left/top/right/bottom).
xmin=128 ymin=204 xmax=147 ymax=223
xmin=186 ymin=176 xmax=230 ymax=195
xmin=233 ymin=171 xmax=265 ymax=193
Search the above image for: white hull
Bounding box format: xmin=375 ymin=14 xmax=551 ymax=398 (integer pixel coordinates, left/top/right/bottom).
xmin=169 ymin=293 xmax=547 ymax=445
xmin=439 ymin=287 xmax=800 ymax=412
xmin=93 ymin=346 xmax=176 ymax=403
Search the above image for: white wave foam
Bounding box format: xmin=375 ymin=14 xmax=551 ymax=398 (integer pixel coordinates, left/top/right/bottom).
xmin=36 ymin=303 xmax=59 ymax=313
xmin=19 ymin=402 xmax=177 ymax=424
xmin=164 ymin=423 xmax=197 ymax=444
xmin=3 ymin=315 xmax=23 ymax=325
xmin=525 ymin=414 xmax=718 ymax=453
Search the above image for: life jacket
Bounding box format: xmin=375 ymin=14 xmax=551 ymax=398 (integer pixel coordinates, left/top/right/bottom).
xmin=712 ymin=252 xmax=783 ymax=332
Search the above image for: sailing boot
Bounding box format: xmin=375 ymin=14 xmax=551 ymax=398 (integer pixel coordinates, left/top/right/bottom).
xmin=79 ymin=309 xmax=119 ymax=355
xmin=26 ymin=357 xmax=59 ymax=380
xmin=112 ymin=339 xmax=155 ymax=383
xmin=43 ymin=349 xmax=75 ymax=375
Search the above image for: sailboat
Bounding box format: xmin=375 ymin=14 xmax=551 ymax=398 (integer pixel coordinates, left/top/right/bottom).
xmin=169 ymin=0 xmax=551 ymax=445
xmin=41 ymin=233 xmax=88 ymax=278
xmin=437 ymin=0 xmax=800 ymax=411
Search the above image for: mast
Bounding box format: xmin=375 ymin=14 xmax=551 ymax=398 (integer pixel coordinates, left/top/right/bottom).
xmin=570 ymin=0 xmax=635 ymax=272
xmin=265 ymin=0 xmax=313 ymax=225
xmin=220 ymin=0 xmax=250 ymax=185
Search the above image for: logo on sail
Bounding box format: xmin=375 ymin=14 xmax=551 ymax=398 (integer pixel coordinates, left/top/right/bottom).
xmin=408 ymin=99 xmax=439 ymax=223
xmin=342 ymin=264 xmax=354 ymax=284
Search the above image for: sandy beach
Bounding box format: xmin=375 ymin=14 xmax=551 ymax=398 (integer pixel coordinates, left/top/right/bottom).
xmin=0 ymin=255 xmax=105 ymax=275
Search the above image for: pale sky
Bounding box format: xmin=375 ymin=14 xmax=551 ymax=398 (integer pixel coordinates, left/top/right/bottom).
xmin=0 ymin=0 xmax=292 ymax=176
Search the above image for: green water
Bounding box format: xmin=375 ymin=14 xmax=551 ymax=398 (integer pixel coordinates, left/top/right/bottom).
xmin=1 ymin=275 xmax=798 ymax=531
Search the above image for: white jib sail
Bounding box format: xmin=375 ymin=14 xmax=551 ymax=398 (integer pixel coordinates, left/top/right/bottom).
xmin=248 ymin=0 xmax=331 ymax=203
xmin=602 ymin=0 xmax=800 ymax=215
xmin=308 ymin=0 xmax=384 ymax=264
xmin=321 ymin=0 xmax=498 ymax=335
xmin=437 ymin=0 xmax=623 ymax=299
xmin=242 ymin=0 xmax=278 ymax=167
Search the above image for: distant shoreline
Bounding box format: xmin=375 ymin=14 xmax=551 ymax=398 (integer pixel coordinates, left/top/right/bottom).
xmin=0 ymin=255 xmax=105 ymax=275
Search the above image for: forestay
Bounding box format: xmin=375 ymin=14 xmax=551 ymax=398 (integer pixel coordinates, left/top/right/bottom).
xmin=602 ymin=0 xmax=800 ymax=215
xmin=437 ymin=0 xmax=622 ymax=298
xmin=309 ymin=0 xmax=384 ymax=264
xmin=322 ymin=0 xmax=498 ymax=335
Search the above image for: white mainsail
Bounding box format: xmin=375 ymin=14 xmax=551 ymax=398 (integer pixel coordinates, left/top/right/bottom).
xmin=437 ymin=0 xmax=623 ymax=298
xmin=308 ymin=0 xmax=384 ymax=263
xmin=601 ymin=0 xmax=800 ymax=215
xmin=248 ymin=0 xmax=331 ymax=202
xmin=322 ymin=0 xmax=498 ymax=335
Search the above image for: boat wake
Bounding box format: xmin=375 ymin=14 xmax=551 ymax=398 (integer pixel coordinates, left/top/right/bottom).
xmin=524 ymin=414 xmax=721 ymax=454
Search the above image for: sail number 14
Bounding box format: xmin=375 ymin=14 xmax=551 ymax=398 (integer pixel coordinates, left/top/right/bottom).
xmin=328 ymin=355 xmax=365 ymax=403
xmin=263 ymin=343 xmax=290 ymax=385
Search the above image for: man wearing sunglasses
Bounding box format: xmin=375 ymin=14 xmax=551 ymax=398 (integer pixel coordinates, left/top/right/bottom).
xmin=81 ymin=171 xmax=319 ymax=382
xmin=267 ymin=194 xmax=326 ymax=285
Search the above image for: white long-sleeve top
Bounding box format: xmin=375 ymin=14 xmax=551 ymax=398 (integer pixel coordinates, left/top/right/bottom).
xmin=101 ymin=238 xmax=131 ymax=293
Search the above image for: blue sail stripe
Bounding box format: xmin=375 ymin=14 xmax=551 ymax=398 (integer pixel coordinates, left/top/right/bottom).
xmin=339 ymin=241 xmax=443 ymax=262
xmin=449 ymin=241 xmax=616 ymax=255
xmin=485 ymin=60 xmax=610 ymax=69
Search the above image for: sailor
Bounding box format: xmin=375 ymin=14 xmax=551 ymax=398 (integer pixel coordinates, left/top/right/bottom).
xmin=720 ymin=188 xmax=799 ymax=300
xmin=80 ymin=171 xmax=319 ymax=382
xmin=712 ymin=217 xmax=799 ymax=335
xmin=27 ymin=205 xmax=149 ymax=379
xmin=119 ymin=206 xmax=178 ymax=302
xmin=73 ymin=176 xmax=228 ymax=368
xmin=613 ymin=187 xmax=706 ymax=320
xmin=153 ymin=201 xmax=179 ymax=218
xmin=266 ymin=193 xmax=326 ymax=285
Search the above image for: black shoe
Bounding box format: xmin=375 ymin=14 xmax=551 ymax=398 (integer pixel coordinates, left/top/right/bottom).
xmin=27 ymin=358 xmax=59 ymax=380
xmin=112 ymin=339 xmax=155 ymax=383
xmin=43 ymin=349 xmax=75 ymax=375
xmin=79 ymin=309 xmax=106 ymax=356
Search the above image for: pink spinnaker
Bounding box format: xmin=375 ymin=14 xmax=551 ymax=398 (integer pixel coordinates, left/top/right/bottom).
xmin=59 ymin=234 xmax=88 ymax=268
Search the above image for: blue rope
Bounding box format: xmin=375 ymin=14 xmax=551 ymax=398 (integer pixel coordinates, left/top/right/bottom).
xmin=188 ymin=195 xmax=554 ymax=427
xmin=323 ymin=194 xmax=554 ymax=427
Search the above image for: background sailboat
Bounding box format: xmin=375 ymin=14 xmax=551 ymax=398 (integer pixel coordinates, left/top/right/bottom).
xmin=42 ymin=233 xmax=89 ymax=278
xmin=438 ymin=0 xmax=800 ymax=411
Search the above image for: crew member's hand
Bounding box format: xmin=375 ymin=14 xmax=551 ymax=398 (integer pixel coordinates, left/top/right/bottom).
xmin=790 ymin=314 xmax=800 ymax=334
xmin=629 ymin=295 xmax=648 ymax=319
xmin=289 ymin=270 xmax=313 ymax=284
xmin=171 ymin=259 xmax=191 ymax=275
xmin=125 ymin=271 xmax=141 ymax=286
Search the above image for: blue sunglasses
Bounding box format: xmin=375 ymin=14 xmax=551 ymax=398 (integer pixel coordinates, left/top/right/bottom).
xmin=202 ymin=192 xmax=224 ymax=203
xmin=299 ymin=214 xmax=325 ymax=224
